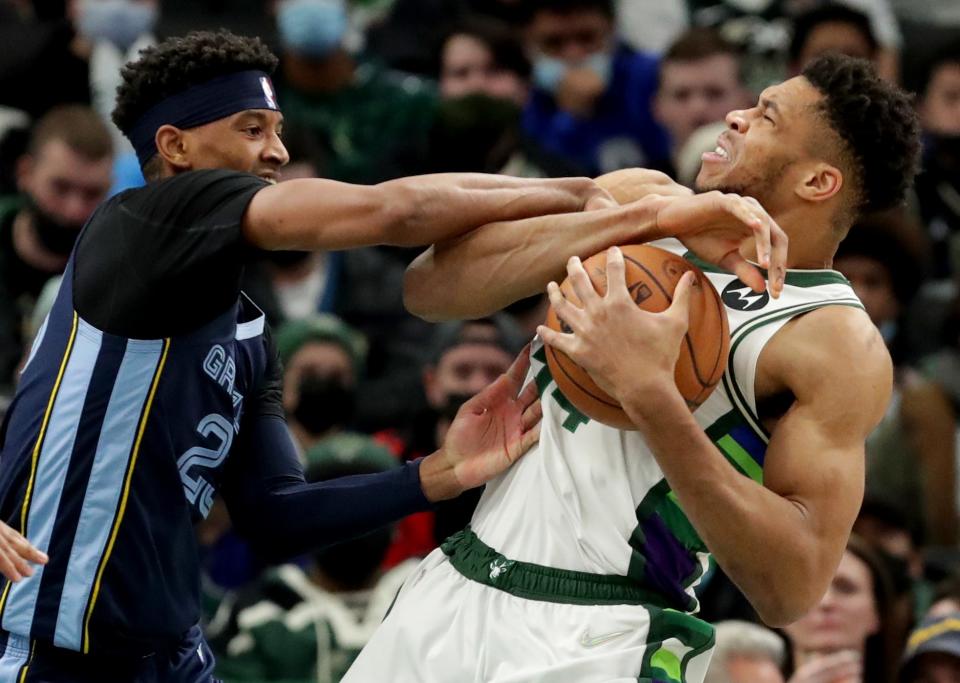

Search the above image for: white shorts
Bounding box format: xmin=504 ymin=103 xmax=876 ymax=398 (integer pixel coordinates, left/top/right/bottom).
xmin=343 ymin=535 xmax=714 ymax=683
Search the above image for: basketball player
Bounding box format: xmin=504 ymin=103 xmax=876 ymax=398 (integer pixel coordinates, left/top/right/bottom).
xmin=0 ymin=29 xmax=622 ymax=682
xmin=344 ymin=54 xmax=921 ymax=682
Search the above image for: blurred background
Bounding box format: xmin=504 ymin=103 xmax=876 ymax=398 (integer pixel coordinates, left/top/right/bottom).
xmin=2 ymin=0 xmax=960 ymax=680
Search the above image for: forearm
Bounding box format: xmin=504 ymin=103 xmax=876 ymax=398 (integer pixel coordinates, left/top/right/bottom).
xmin=404 ymin=196 xmax=664 ymax=321
xmin=244 ymin=174 xmax=602 ymax=252
xmin=223 ymin=414 xmax=433 ymax=561
xmin=622 ymin=385 xmax=826 ymax=625
xmin=379 ymin=173 xmax=602 ymax=248
xmin=232 ymin=460 xmax=431 ymax=561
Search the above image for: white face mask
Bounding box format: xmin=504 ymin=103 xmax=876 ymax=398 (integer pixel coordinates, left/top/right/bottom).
xmin=531 ymin=51 xmax=613 ymax=94
xmin=78 ymin=0 xmax=157 ymax=49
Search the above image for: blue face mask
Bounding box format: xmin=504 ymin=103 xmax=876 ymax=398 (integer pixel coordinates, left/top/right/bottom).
xmin=78 ymin=0 xmax=157 ymax=50
xmin=532 ymin=51 xmax=613 ymax=95
xmin=277 ymin=0 xmax=348 ymax=60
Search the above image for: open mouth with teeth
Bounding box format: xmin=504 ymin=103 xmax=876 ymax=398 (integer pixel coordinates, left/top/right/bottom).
xmin=702 ymin=143 xmax=730 ymax=163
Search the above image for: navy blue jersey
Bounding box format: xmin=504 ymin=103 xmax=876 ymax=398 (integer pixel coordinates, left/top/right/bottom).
xmin=0 ymin=170 xmax=432 ymax=657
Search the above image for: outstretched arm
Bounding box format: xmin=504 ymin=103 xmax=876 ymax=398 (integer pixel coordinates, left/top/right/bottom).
xmin=405 ymin=178 xmax=787 ymax=321
xmin=242 ymin=173 xmax=606 ymax=251
xmin=539 ymin=249 xmax=890 ymax=626
xmin=221 ymin=349 xmax=540 ymax=561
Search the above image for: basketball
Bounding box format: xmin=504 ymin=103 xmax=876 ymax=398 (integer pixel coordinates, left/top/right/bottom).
xmin=544 ymin=244 xmax=730 ymax=430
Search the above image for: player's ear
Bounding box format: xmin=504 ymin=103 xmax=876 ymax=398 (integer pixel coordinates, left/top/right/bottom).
xmin=154 ymin=125 xmax=192 ymax=171
xmin=796 ymin=161 xmax=842 ymax=204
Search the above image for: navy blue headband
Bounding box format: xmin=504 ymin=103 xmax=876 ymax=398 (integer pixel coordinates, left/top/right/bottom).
xmin=128 ymin=70 xmax=281 ymax=166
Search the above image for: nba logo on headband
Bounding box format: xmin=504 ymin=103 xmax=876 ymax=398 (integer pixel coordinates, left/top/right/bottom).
xmin=260 ymin=77 xmax=278 ymax=110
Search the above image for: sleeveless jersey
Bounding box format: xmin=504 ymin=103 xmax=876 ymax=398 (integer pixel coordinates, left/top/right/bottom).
xmin=0 ymin=255 xmax=269 ymax=656
xmin=470 ymin=238 xmax=864 ymax=613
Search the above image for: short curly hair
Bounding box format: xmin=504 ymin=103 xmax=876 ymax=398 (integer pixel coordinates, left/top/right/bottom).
xmin=111 ymin=30 xmax=278 ymax=141
xmin=802 ymin=53 xmax=921 ymax=216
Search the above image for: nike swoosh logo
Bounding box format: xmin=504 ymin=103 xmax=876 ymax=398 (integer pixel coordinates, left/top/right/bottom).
xmin=580 ymin=629 xmax=632 ymax=648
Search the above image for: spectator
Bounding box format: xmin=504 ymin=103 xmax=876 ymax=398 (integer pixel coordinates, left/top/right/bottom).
xmin=0 ymin=104 xmax=112 ymax=392
xmin=704 ymin=620 xmax=786 ymax=683
xmin=832 ymin=215 xmax=924 ymax=364
xmin=72 ymin=0 xmax=159 ymax=194
xmin=788 ymin=4 xmax=880 ymax=74
xmin=521 ymin=0 xmax=670 ymax=175
xmin=272 ymin=0 xmax=437 ymax=184
xmin=783 ymin=536 xmax=899 ymax=683
xmin=900 ymin=612 xmax=960 ymax=683
xmin=914 ymin=44 xmax=960 ymax=278
xmin=211 ymin=439 xmax=417 ymax=683
xmin=275 ymin=315 xmax=368 ymax=454
xmin=427 ymin=19 xmax=585 ymax=180
xmin=0 ymin=2 xmax=91 ymax=119
xmin=438 ymin=17 xmax=529 ymax=106
xmin=855 ymin=498 xmax=933 ymax=619
xmin=653 ymin=28 xmax=752 ymax=174
xmin=376 ymin=316 xmax=525 ymax=557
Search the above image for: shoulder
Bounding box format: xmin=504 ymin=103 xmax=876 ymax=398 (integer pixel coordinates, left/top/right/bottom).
xmin=765 ymin=305 xmax=892 ymax=423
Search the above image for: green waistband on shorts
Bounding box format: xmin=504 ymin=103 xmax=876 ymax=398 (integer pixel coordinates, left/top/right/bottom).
xmin=441 ymin=527 xmax=672 ymax=607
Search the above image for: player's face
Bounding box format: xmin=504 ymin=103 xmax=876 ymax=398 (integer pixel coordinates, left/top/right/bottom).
xmin=782 ymin=550 xmax=880 ymax=653
xmin=18 ymin=139 xmax=113 ymax=229
xmin=696 ymin=76 xmax=825 ymax=211
xmin=183 ymin=109 xmax=289 ymax=183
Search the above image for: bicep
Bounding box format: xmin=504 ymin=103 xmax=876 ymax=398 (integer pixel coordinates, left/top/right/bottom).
xmin=760 ymin=310 xmax=891 ymax=556
xmin=242 ymin=179 xmax=394 ymax=251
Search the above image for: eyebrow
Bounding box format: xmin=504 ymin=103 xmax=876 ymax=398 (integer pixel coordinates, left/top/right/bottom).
xmin=760 ymin=97 xmax=781 ymax=117
xmin=236 ymin=110 xmax=285 ymax=127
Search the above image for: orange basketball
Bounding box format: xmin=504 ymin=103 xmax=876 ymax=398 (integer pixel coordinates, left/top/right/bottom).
xmin=544 ymin=244 xmax=730 ymax=430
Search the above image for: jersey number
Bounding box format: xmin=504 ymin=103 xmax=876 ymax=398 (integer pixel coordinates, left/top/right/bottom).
xmin=177 ymin=413 xmax=234 ymax=517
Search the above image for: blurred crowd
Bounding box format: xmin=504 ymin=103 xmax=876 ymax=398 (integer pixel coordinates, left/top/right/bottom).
xmin=2 ymin=0 xmax=960 ymax=680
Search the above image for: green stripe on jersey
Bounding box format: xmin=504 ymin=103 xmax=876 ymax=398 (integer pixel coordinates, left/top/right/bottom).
xmin=716 ymin=435 xmax=763 ymax=482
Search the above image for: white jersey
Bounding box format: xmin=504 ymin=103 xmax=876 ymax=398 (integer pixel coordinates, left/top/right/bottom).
xmin=471 ymin=238 xmax=864 ymax=613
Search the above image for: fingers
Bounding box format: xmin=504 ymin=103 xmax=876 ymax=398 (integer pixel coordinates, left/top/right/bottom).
xmin=667 ymin=272 xmax=696 ymax=329
xmin=566 ymin=256 xmax=600 ymax=309
xmin=537 ymin=324 xmax=576 ymax=357
xmin=520 ymin=394 xmax=542 ymax=432
xmin=518 ymin=422 xmax=541 ymax=457
xmin=726 ymin=194 xmax=770 ymax=269
xmin=741 ymin=195 xmax=787 ymax=298
xmin=604 ymin=247 xmax=630 ymax=302
xmin=8 ymin=533 xmax=48 ymax=565
xmin=719 ymin=252 xmax=767 ymax=294
xmin=547 ymin=282 xmax=585 ymax=333
xmin=505 ymin=343 xmax=532 ymax=387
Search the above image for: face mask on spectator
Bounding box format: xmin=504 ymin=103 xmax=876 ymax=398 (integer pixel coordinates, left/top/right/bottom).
xmin=77 ymin=0 xmax=157 ymax=50
xmin=25 ymin=196 xmax=83 ymax=256
xmin=277 ymin=0 xmax=348 ymax=60
xmin=531 ymin=51 xmax=612 ymax=95
xmin=293 ymin=374 xmax=355 ymax=435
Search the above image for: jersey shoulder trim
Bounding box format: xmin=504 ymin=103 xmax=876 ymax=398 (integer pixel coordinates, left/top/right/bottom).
xmin=683 ymin=251 xmax=851 ymax=288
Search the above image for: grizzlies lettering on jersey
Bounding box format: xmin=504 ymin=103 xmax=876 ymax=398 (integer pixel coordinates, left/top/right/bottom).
xmin=0 ymin=170 xmax=273 ymax=656
xmin=468 ymin=238 xmax=864 ymax=636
